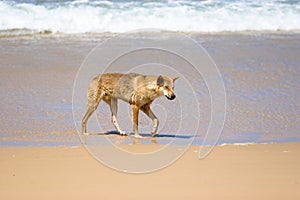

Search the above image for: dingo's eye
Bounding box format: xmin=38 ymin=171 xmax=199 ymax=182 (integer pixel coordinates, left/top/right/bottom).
xmin=165 ymin=86 xmax=170 ymax=89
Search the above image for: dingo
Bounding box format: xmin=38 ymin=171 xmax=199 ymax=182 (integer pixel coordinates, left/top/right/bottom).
xmin=82 ymin=73 xmax=178 ymax=137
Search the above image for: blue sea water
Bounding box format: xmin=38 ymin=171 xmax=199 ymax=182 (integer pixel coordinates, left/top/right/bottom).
xmin=0 ymin=0 xmax=300 ymax=34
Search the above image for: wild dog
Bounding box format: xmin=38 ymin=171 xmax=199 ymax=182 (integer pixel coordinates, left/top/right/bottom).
xmin=82 ymin=73 xmax=179 ymax=137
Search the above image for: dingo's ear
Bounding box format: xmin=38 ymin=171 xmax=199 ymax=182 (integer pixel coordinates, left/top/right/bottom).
xmin=157 ymin=75 xmax=164 ymax=86
xmin=173 ymin=77 xmax=179 ymax=82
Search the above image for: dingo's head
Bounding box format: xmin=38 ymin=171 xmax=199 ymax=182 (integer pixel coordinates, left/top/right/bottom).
xmin=157 ymin=75 xmax=179 ymax=100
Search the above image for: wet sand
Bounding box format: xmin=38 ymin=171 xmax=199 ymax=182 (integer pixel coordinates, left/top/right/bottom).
xmin=1 ymin=143 xmax=299 ymax=199
xmin=0 ymin=33 xmax=299 ymax=145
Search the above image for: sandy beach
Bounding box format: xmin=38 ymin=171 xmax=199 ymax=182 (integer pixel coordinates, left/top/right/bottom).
xmin=1 ymin=143 xmax=299 ymax=199
xmin=1 ymin=0 xmax=300 ymax=199
xmin=0 ymin=32 xmax=299 ymax=199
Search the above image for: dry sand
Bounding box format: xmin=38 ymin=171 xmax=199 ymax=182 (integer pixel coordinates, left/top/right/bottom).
xmin=1 ymin=143 xmax=299 ymax=200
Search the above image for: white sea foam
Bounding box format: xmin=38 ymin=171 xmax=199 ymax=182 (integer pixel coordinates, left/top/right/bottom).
xmin=219 ymin=142 xmax=257 ymax=147
xmin=1 ymin=0 xmax=300 ymax=34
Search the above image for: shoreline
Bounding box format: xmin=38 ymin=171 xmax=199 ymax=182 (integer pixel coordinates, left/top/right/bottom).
xmin=1 ymin=136 xmax=300 ymax=147
xmin=1 ymin=29 xmax=300 ymax=39
xmin=1 ymin=142 xmax=299 ymax=199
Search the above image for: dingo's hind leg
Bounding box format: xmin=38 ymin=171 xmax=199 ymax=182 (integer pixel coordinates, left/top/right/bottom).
xmin=109 ymin=97 xmax=126 ymax=136
xmin=82 ymin=79 xmax=103 ymax=135
xmin=131 ymin=105 xmax=140 ymax=137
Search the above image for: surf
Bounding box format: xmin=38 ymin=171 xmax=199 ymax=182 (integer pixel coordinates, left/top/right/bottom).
xmin=1 ymin=0 xmax=300 ymax=34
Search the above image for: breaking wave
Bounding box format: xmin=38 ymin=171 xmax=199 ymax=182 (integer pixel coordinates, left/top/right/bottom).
xmin=1 ymin=0 xmax=300 ymax=34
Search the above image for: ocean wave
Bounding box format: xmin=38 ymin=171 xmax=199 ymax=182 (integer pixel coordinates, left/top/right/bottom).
xmin=1 ymin=0 xmax=300 ymax=34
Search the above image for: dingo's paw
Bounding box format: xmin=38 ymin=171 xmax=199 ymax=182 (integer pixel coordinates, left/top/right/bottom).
xmin=134 ymin=134 xmax=143 ymax=139
xmin=119 ymin=131 xmax=127 ymax=136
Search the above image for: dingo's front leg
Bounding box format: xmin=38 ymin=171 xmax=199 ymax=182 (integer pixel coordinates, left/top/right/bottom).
xmin=141 ymin=104 xmax=159 ymax=136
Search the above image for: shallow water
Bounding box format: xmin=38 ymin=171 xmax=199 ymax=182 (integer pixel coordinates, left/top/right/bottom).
xmin=0 ymin=33 xmax=299 ymax=146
